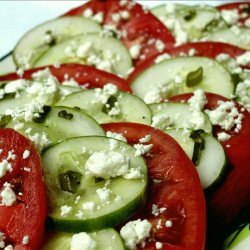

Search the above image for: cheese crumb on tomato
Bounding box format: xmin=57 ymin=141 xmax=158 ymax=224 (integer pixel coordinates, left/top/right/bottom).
xmin=0 ymin=232 xmax=5 ymax=248
xmin=22 ymin=150 xmax=30 ymax=159
xmin=155 ymin=40 xmax=165 ymax=53
xmin=60 ymin=205 xmax=72 ymax=217
xmin=70 ymin=232 xmax=97 ymax=250
xmin=165 ymin=220 xmax=173 ymax=228
xmin=4 ymin=245 xmax=13 ymax=250
xmin=85 ymin=151 xmax=130 ymax=179
xmin=235 ymin=79 xmax=250 ymax=110
xmin=221 ymin=9 xmax=239 ymax=25
xmin=154 ymin=53 xmax=171 ymax=64
xmin=156 ymin=242 xmax=163 ymax=249
xmin=144 ymin=84 xmax=170 ymax=104
xmin=83 ymin=8 xmax=94 ymax=18
xmin=133 ymin=143 xmax=153 ymax=157
xmin=139 ymin=134 xmax=151 ymax=143
xmin=22 ymin=235 xmax=29 ymax=245
xmin=236 ymin=51 xmax=250 ymax=66
xmin=120 ymin=219 xmax=152 ymax=250
xmin=0 ymin=159 xmax=12 ymax=178
xmin=106 ymin=131 xmax=127 ymax=142
xmin=1 ymin=183 xmax=16 ymax=206
xmin=152 ymin=204 xmax=167 ymax=217
xmin=217 ymin=132 xmax=231 ymax=142
xmin=129 ymin=44 xmax=142 ymax=59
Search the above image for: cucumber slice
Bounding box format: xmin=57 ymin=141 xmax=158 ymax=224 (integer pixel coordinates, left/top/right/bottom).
xmin=7 ymin=106 xmax=105 ymax=144
xmin=131 ymin=57 xmax=234 ymax=100
xmin=196 ymin=133 xmax=227 ymax=189
xmin=33 ymin=33 xmax=132 ymax=78
xmin=42 ymin=136 xmax=148 ymax=232
xmin=205 ymin=27 xmax=250 ymax=50
xmin=149 ymin=102 xmax=212 ymax=134
xmin=42 ymin=228 xmax=125 ymax=250
xmin=165 ymin=129 xmax=194 ymax=159
xmin=56 ymin=89 xmax=152 ymax=125
xmin=0 ymin=52 xmax=16 ymax=75
xmin=13 ymin=17 xmax=102 ymax=69
xmin=224 ymin=223 xmax=250 ymax=250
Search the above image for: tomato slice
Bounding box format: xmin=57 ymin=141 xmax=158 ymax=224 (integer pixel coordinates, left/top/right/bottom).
xmin=0 ymin=63 xmax=131 ymax=92
xmin=217 ymin=2 xmax=250 ymax=26
xmin=128 ymin=41 xmax=248 ymax=84
xmin=0 ymin=129 xmax=47 ymax=249
xmin=63 ymin=0 xmax=175 ymax=66
xmin=170 ymin=93 xmax=250 ymax=228
xmin=102 ymin=123 xmax=206 ymax=250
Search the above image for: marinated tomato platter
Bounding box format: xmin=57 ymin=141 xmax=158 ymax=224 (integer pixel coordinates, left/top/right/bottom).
xmin=0 ymin=1 xmax=250 ymax=250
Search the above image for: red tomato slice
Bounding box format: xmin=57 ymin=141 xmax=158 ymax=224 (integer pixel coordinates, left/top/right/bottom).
xmin=170 ymin=93 xmax=250 ymax=229
xmin=0 ymin=63 xmax=131 ymax=92
xmin=0 ymin=129 xmax=47 ymax=249
xmin=63 ymin=0 xmax=175 ymax=66
xmin=102 ymin=123 xmax=206 ymax=250
xmin=217 ymin=2 xmax=250 ymax=26
xmin=128 ymin=41 xmax=248 ymax=84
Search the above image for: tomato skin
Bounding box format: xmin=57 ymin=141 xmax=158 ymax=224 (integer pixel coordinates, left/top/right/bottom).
xmin=0 ymin=63 xmax=131 ymax=92
xmin=170 ymin=93 xmax=250 ymax=229
xmin=63 ymin=0 xmax=175 ymax=65
xmin=102 ymin=123 xmax=206 ymax=250
xmin=0 ymin=129 xmax=47 ymax=250
xmin=128 ymin=41 xmax=248 ymax=84
xmin=217 ymin=2 xmax=250 ymax=26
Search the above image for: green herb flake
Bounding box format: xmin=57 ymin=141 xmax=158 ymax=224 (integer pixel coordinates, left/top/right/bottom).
xmin=102 ymin=95 xmax=118 ymax=114
xmin=186 ymin=67 xmax=203 ymax=87
xmin=190 ymin=130 xmax=205 ymax=166
xmin=58 ymin=110 xmax=74 ymax=120
xmin=33 ymin=105 xmax=51 ymax=123
xmin=184 ymin=10 xmax=196 ymax=21
xmin=0 ymin=115 xmax=11 ymax=128
xmin=59 ymin=171 xmax=82 ymax=193
xmin=231 ymin=73 xmax=243 ymax=86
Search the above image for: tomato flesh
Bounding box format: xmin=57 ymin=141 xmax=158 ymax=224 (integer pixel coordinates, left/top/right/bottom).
xmin=0 ymin=63 xmax=131 ymax=92
xmin=102 ymin=123 xmax=206 ymax=250
xmin=128 ymin=41 xmax=248 ymax=83
xmin=0 ymin=129 xmax=47 ymax=249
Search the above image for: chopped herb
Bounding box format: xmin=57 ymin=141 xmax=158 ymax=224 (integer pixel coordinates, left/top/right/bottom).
xmin=58 ymin=110 xmax=74 ymax=120
xmin=190 ymin=130 xmax=205 ymax=165
xmin=73 ymin=106 xmax=81 ymax=111
xmin=242 ymin=5 xmax=250 ymax=14
xmin=186 ymin=67 xmax=203 ymax=87
xmin=102 ymin=95 xmax=118 ymax=114
xmin=2 ymin=93 xmax=16 ymax=99
xmin=94 ymin=177 xmax=104 ymax=183
xmin=184 ymin=10 xmax=196 ymax=21
xmin=231 ymin=73 xmax=243 ymax=86
xmin=203 ymin=19 xmax=219 ymax=32
xmin=33 ymin=105 xmax=51 ymax=123
xmin=60 ymin=171 xmax=82 ymax=193
xmin=0 ymin=115 xmax=11 ymax=127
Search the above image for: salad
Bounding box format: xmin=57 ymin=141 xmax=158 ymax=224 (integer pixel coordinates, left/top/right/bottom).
xmin=0 ymin=0 xmax=249 ymax=249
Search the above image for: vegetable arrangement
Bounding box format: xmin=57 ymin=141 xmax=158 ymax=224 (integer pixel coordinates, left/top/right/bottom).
xmin=0 ymin=1 xmax=249 ymax=249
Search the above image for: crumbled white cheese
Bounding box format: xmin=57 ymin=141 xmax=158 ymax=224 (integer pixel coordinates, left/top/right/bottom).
xmin=0 ymin=232 xmax=5 ymax=248
xmin=205 ymin=101 xmax=244 ymax=132
xmin=96 ymin=187 xmax=112 ymax=203
xmin=139 ymin=135 xmax=151 ymax=143
xmin=0 ymin=159 xmax=12 ymax=178
xmin=94 ymin=83 xmax=118 ymax=104
xmin=112 ymin=13 xmax=121 ymax=22
xmin=1 ymin=183 xmax=16 ymax=206
xmin=82 ymin=202 xmax=96 ymax=212
xmin=83 ymin=8 xmax=93 ymax=18
xmin=221 ymin=9 xmax=239 ymax=25
xmin=93 ymin=12 xmax=104 ymax=23
xmin=129 ymin=44 xmax=142 ymax=59
xmin=76 ymin=42 xmax=93 ymax=58
xmin=235 ymin=79 xmax=250 ymax=110
xmin=25 ymin=130 xmax=51 ymax=152
xmin=70 ymin=232 xmax=97 ymax=250
xmin=152 ymin=204 xmax=167 ymax=217
xmin=174 ymin=21 xmax=188 ymax=46
xmin=156 ymin=242 xmax=163 ymax=249
xmin=44 ymin=33 xmax=54 ymax=45
xmin=144 ymin=84 xmax=169 ymax=104
xmin=165 ymin=220 xmax=173 ymax=228
xmin=133 ymin=143 xmax=153 ymax=157
xmin=22 ymin=150 xmax=30 ymax=159
xmin=152 ymin=113 xmax=172 ymax=130
xmin=155 ymin=40 xmax=165 ymax=53
xmin=188 ymin=89 xmax=207 ymax=112
xmin=4 ymin=245 xmax=13 ymax=250
xmin=236 ymin=51 xmax=250 ymax=66
xmin=22 ymin=235 xmax=29 ymax=245
xmin=85 ymin=151 xmax=130 ymax=179
xmin=165 ymin=3 xmax=175 ymax=14
xmin=120 ymin=10 xmax=130 ymax=20
xmin=60 ymin=205 xmax=72 ymax=217
xmin=120 ymin=219 xmax=152 ymax=250
xmin=106 ymin=131 xmax=127 ymax=142
xmin=217 ymin=132 xmax=231 ymax=142
xmin=154 ymin=53 xmax=171 ymax=64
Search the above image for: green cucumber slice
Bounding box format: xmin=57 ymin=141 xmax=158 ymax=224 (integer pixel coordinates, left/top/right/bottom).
xmin=205 ymin=27 xmax=250 ymax=50
xmin=131 ymin=57 xmax=234 ymax=100
xmin=13 ymin=17 xmax=102 ymax=69
xmin=42 ymin=228 xmax=125 ymax=250
xmin=42 ymin=136 xmax=148 ymax=232
xmin=7 ymin=106 xmax=104 ymax=145
xmin=196 ymin=133 xmax=227 ymax=190
xmin=56 ymin=89 xmax=152 ymax=125
xmin=149 ymin=102 xmax=212 ymax=134
xmin=0 ymin=52 xmax=16 ymax=75
xmin=33 ymin=33 xmax=132 ymax=78
xmin=224 ymin=223 xmax=250 ymax=250
xmin=165 ymin=129 xmax=194 ymax=159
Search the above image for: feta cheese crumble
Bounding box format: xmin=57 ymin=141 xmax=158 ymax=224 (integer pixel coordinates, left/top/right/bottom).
xmin=60 ymin=205 xmax=72 ymax=217
xmin=120 ymin=219 xmax=152 ymax=250
xmin=70 ymin=232 xmax=97 ymax=250
xmin=22 ymin=150 xmax=30 ymax=159
xmin=1 ymin=183 xmax=16 ymax=206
